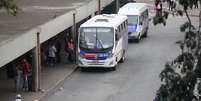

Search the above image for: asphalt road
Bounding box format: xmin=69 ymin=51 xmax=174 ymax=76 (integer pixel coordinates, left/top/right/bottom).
xmin=43 ymin=15 xmax=192 ymax=101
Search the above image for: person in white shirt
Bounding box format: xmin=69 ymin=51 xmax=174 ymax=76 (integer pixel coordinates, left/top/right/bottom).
xmin=48 ymin=43 xmax=57 ymax=66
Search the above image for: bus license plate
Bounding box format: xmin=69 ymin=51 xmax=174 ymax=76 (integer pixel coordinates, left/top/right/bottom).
xmin=91 ymin=60 xmax=99 ymax=64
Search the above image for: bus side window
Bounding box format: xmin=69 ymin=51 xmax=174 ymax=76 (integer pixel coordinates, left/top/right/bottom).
xmin=115 ymin=29 xmax=119 ymax=41
xmin=115 ymin=26 xmax=121 ymax=41
xmin=139 ymin=15 xmax=143 ymax=25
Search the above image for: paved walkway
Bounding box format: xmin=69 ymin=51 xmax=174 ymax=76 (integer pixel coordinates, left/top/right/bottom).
xmin=0 ymin=62 xmax=77 ymax=101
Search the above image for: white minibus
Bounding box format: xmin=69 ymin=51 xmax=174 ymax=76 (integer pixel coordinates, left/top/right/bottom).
xmin=78 ymin=14 xmax=128 ymax=70
xmin=118 ymin=3 xmax=149 ymax=42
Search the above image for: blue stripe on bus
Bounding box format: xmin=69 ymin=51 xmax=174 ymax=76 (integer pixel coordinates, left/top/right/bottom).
xmin=80 ymin=50 xmax=112 ymax=60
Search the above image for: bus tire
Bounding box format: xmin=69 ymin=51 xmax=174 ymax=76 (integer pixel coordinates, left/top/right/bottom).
xmin=136 ymin=35 xmax=140 ymax=43
xmin=80 ymin=67 xmax=86 ymax=71
xmin=111 ymin=66 xmax=116 ymax=71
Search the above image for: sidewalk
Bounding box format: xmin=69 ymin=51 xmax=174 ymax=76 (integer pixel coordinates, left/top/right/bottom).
xmin=0 ymin=62 xmax=77 ymax=101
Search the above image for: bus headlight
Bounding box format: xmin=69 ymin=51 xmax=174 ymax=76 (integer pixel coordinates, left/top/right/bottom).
xmin=130 ymin=32 xmax=138 ymax=36
xmin=108 ymin=53 xmax=114 ymax=58
xmin=79 ymin=54 xmax=85 ymax=59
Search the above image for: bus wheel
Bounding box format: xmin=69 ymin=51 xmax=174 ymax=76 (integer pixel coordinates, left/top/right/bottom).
xmin=80 ymin=67 xmax=86 ymax=71
xmin=111 ymin=66 xmax=116 ymax=71
xmin=136 ymin=35 xmax=141 ymax=43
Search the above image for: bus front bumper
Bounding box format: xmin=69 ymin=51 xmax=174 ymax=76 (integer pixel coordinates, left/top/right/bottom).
xmin=78 ymin=58 xmax=116 ymax=68
xmin=128 ymin=32 xmax=139 ymax=40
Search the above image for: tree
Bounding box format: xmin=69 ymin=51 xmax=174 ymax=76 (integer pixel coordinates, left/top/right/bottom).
xmin=154 ymin=0 xmax=201 ymax=101
xmin=0 ymin=0 xmax=18 ymax=15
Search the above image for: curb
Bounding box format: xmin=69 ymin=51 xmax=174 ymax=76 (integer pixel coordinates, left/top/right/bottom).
xmin=37 ymin=64 xmax=78 ymax=101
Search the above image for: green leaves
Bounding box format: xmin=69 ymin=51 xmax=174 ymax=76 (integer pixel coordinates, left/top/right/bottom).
xmin=154 ymin=0 xmax=201 ymax=100
xmin=0 ymin=0 xmax=18 ymax=16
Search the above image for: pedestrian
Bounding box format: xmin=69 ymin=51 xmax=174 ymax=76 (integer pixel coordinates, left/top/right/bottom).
xmin=14 ymin=64 xmax=23 ymax=92
xmin=169 ymin=0 xmax=173 ymax=10
xmin=48 ymin=43 xmax=57 ymax=66
xmin=67 ymin=38 xmax=75 ymax=62
xmin=168 ymin=0 xmax=176 ymax=11
xmin=194 ymin=0 xmax=198 ymax=8
xmin=155 ymin=0 xmax=162 ymax=16
xmin=155 ymin=0 xmax=162 ymax=11
xmin=21 ymin=58 xmax=31 ymax=91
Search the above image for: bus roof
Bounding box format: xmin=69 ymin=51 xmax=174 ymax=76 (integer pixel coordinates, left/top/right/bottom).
xmin=118 ymin=3 xmax=148 ymax=15
xmin=80 ymin=14 xmax=127 ymax=29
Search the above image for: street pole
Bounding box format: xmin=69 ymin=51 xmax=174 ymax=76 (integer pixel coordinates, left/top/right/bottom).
xmin=98 ymin=0 xmax=101 ymax=15
xmin=33 ymin=32 xmax=41 ymax=92
xmin=116 ymin=0 xmax=119 ymax=13
xmin=73 ymin=13 xmax=77 ymax=63
xmin=37 ymin=32 xmax=41 ymax=91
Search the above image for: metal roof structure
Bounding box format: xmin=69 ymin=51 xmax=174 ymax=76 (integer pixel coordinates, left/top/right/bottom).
xmin=0 ymin=0 xmax=114 ymax=67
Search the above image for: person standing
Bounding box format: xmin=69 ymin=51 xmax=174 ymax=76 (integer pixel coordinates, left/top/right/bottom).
xmin=48 ymin=43 xmax=57 ymax=66
xmin=21 ymin=58 xmax=31 ymax=91
xmin=14 ymin=64 xmax=23 ymax=92
xmin=67 ymin=39 xmax=75 ymax=62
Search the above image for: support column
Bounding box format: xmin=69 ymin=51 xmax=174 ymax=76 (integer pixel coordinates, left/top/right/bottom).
xmin=72 ymin=13 xmax=77 ymax=63
xmin=116 ymin=0 xmax=119 ymax=13
xmin=98 ymin=0 xmax=101 ymax=15
xmin=33 ymin=32 xmax=41 ymax=92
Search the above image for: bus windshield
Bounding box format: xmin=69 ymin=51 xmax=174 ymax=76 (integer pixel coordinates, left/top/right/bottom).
xmin=127 ymin=15 xmax=138 ymax=25
xmin=79 ymin=27 xmax=114 ymax=50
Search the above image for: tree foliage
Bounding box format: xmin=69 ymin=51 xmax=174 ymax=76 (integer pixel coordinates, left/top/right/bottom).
xmin=0 ymin=0 xmax=18 ymax=15
xmin=154 ymin=0 xmax=201 ymax=101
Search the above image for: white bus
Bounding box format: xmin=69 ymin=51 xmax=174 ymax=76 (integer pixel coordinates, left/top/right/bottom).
xmin=118 ymin=3 xmax=149 ymax=42
xmin=78 ymin=14 xmax=128 ymax=70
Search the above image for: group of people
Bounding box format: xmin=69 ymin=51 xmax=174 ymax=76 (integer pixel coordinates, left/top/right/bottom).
xmin=155 ymin=0 xmax=177 ymax=12
xmin=168 ymin=0 xmax=176 ymax=11
xmin=14 ymin=58 xmax=32 ymax=92
xmin=44 ymin=36 xmax=75 ymax=66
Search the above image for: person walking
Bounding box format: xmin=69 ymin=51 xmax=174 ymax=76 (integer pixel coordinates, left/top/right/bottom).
xmin=48 ymin=43 xmax=57 ymax=66
xmin=21 ymin=58 xmax=31 ymax=91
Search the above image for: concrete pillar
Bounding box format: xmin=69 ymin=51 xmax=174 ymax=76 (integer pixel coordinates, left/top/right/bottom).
xmin=33 ymin=32 xmax=41 ymax=92
xmin=116 ymin=0 xmax=119 ymax=13
xmin=72 ymin=13 xmax=77 ymax=63
xmin=98 ymin=0 xmax=101 ymax=14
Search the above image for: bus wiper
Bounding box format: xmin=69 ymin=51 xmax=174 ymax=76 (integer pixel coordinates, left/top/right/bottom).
xmin=96 ymin=38 xmax=104 ymax=49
